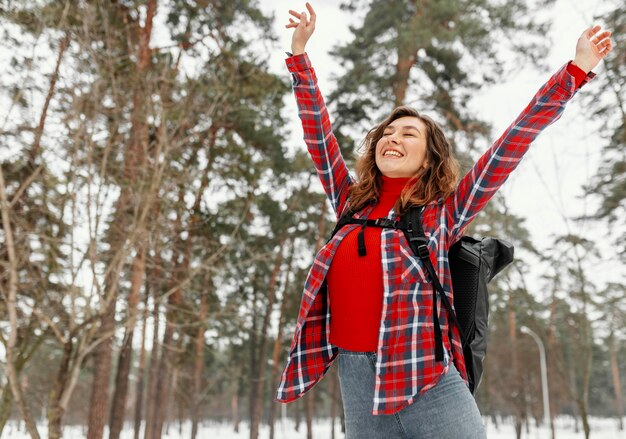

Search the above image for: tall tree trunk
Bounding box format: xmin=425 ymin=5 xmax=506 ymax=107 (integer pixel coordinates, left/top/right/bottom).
xmin=393 ymin=54 xmax=417 ymax=107
xmin=109 ymin=240 xmax=147 ymax=439
xmin=294 ymin=399 xmax=301 ymax=432
xmin=392 ymin=0 xmax=420 ymax=106
xmin=232 ymin=367 xmax=241 ymax=434
xmin=86 ymin=287 xmax=117 ymax=439
xmin=191 ymin=286 xmax=210 ymax=439
xmin=609 ymin=331 xmax=624 ymax=430
xmin=150 ymin=319 xmax=174 ymax=439
xmin=151 ymin=257 xmax=184 ymax=439
xmin=151 ymin=185 xmax=189 ymax=439
xmin=47 ymin=340 xmax=73 ymax=439
xmin=508 ymin=295 xmax=522 ymax=439
xmin=305 ymin=391 xmax=314 ymax=439
xmin=249 ymin=238 xmax=288 ymax=439
xmin=329 ymin=365 xmax=339 ymax=439
xmin=134 ymin=280 xmax=150 ymax=439
xmin=186 ymin=153 xmax=215 ymax=439
xmin=86 ymin=1 xmax=157 ymax=437
xmin=248 ymin=278 xmax=260 ymax=430
xmin=0 ymin=381 xmax=13 ymax=434
xmin=164 ymin=366 xmax=179 ymax=437
xmin=574 ymin=250 xmax=593 ymax=439
xmin=144 ymin=250 xmax=163 ymax=439
xmin=269 ymin=242 xmax=295 ymax=439
xmin=547 ymin=282 xmax=557 ymax=439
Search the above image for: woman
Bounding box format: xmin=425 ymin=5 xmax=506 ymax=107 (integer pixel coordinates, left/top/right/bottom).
xmin=274 ymin=3 xmax=613 ymax=438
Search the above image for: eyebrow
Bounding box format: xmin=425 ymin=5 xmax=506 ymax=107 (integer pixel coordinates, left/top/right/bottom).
xmin=384 ymin=125 xmax=421 ymax=134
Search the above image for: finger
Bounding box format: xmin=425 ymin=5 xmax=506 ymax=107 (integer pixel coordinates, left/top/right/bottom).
xmin=306 ymin=2 xmax=316 ymax=25
xmin=288 ymin=10 xmax=301 ymax=19
xmin=585 ymin=24 xmax=601 ymax=38
xmin=592 ymin=31 xmax=611 ymax=44
xmin=300 ymin=11 xmax=308 ymax=27
xmin=598 ymin=38 xmax=612 ymax=52
xmin=595 ymin=36 xmax=612 ymax=50
xmin=599 ymin=40 xmax=613 ymax=56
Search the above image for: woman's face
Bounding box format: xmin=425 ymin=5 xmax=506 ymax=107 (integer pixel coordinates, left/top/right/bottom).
xmin=375 ymin=116 xmax=429 ymax=178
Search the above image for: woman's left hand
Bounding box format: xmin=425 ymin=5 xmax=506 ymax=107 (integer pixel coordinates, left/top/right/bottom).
xmin=573 ymin=25 xmax=613 ymax=73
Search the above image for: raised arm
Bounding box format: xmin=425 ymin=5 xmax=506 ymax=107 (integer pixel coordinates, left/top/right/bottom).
xmin=285 ymin=3 xmax=353 ymax=219
xmin=446 ymin=25 xmax=613 ymax=242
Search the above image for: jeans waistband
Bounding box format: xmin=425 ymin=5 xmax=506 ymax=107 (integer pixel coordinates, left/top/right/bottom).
xmin=337 ymin=347 xmax=376 ymax=357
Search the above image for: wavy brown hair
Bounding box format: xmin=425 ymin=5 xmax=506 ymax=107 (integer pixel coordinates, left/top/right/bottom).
xmin=347 ymin=106 xmax=460 ymax=216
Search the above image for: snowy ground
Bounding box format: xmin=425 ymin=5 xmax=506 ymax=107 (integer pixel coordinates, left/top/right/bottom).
xmin=3 ymin=417 xmax=624 ymax=438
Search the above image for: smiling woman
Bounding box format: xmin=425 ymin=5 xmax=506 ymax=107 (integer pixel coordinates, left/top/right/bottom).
xmin=275 ymin=2 xmax=613 ymax=439
xmin=353 ymin=106 xmax=460 ymax=216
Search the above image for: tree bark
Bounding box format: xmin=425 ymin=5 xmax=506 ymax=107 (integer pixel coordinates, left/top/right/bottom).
xmin=143 ymin=262 xmax=162 ymax=439
xmin=86 ymin=287 xmax=117 ymax=439
xmin=609 ymin=331 xmax=624 ymax=430
xmin=392 ymin=0 xmax=421 ymax=106
xmin=248 ymin=276 xmax=260 ymax=431
xmin=305 ymin=391 xmax=314 ymax=439
xmin=47 ymin=340 xmax=74 ymax=439
xmin=393 ymin=54 xmax=417 ymax=107
xmin=191 ymin=287 xmax=210 ymax=439
xmin=508 ymin=295 xmax=522 ymax=439
xmin=86 ymin=0 xmax=157 ymax=435
xmin=150 ymin=255 xmax=184 ymax=439
xmin=329 ymin=365 xmax=339 ymax=439
xmin=0 ymin=381 xmax=13 ymax=434
xmin=249 ymin=237 xmax=288 ymax=439
xmin=109 ymin=239 xmax=147 ymax=439
xmin=134 ymin=279 xmax=150 ymax=439
xmin=269 ymin=242 xmax=295 ymax=439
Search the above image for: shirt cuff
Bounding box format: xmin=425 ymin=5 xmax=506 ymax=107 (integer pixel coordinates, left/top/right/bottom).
xmin=566 ymin=61 xmax=593 ymax=89
xmin=285 ymin=52 xmax=312 ymax=72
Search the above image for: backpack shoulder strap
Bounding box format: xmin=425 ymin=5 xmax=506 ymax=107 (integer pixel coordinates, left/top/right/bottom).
xmin=402 ymin=205 xmax=467 ymax=351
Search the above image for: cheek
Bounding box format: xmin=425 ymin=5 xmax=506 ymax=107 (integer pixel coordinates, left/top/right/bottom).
xmin=375 ymin=140 xmax=384 ymax=154
xmin=407 ymin=142 xmax=427 ymax=158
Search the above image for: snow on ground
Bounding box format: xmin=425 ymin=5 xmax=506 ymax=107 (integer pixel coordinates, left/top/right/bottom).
xmin=3 ymin=417 xmax=624 ymax=438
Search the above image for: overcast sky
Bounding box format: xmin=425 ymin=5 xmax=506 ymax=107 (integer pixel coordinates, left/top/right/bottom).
xmin=260 ymin=0 xmax=622 ymax=298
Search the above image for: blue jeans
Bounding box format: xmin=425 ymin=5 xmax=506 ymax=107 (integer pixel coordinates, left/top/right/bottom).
xmin=337 ymin=348 xmax=486 ymax=439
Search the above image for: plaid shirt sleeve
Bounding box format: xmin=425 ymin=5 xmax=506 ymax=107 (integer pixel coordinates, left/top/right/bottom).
xmin=446 ymin=61 xmax=596 ymax=242
xmin=285 ymin=53 xmax=354 ymax=220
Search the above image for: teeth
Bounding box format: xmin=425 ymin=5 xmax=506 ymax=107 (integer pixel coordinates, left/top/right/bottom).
xmin=384 ymin=150 xmax=403 ymax=157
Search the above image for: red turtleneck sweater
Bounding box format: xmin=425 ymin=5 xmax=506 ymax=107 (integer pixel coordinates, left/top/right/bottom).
xmin=327 ymin=175 xmax=412 ymax=351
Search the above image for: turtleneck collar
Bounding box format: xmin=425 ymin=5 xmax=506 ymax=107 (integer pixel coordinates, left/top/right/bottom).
xmin=380 ymin=174 xmax=413 ymax=194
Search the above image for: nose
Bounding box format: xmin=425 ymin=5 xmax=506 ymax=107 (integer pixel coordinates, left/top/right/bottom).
xmin=387 ymin=132 xmax=401 ymax=143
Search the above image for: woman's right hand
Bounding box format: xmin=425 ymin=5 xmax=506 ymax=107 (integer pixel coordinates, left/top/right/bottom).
xmin=285 ymin=2 xmax=316 ymax=55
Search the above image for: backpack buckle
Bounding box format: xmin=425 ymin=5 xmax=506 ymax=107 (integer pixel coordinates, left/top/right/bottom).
xmin=409 ymin=236 xmax=430 ymax=259
xmin=416 ymin=244 xmax=430 ymax=259
xmin=374 ymin=218 xmax=398 ymax=228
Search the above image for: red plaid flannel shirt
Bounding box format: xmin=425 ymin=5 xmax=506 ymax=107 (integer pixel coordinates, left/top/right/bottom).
xmin=274 ymin=52 xmax=594 ymax=415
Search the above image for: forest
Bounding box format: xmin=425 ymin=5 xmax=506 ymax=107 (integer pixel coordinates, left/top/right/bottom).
xmin=0 ymin=1 xmax=624 ymax=438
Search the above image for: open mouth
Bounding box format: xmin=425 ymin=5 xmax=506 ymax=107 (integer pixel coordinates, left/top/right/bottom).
xmin=383 ymin=150 xmax=404 ymax=158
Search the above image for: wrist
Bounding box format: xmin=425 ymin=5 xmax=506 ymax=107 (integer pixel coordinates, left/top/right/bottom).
xmin=572 ymin=58 xmax=593 ymax=74
xmin=291 ymin=46 xmax=306 ymax=56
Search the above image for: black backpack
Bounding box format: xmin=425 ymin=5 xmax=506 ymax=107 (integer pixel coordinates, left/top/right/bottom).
xmin=327 ymin=204 xmax=514 ymax=394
